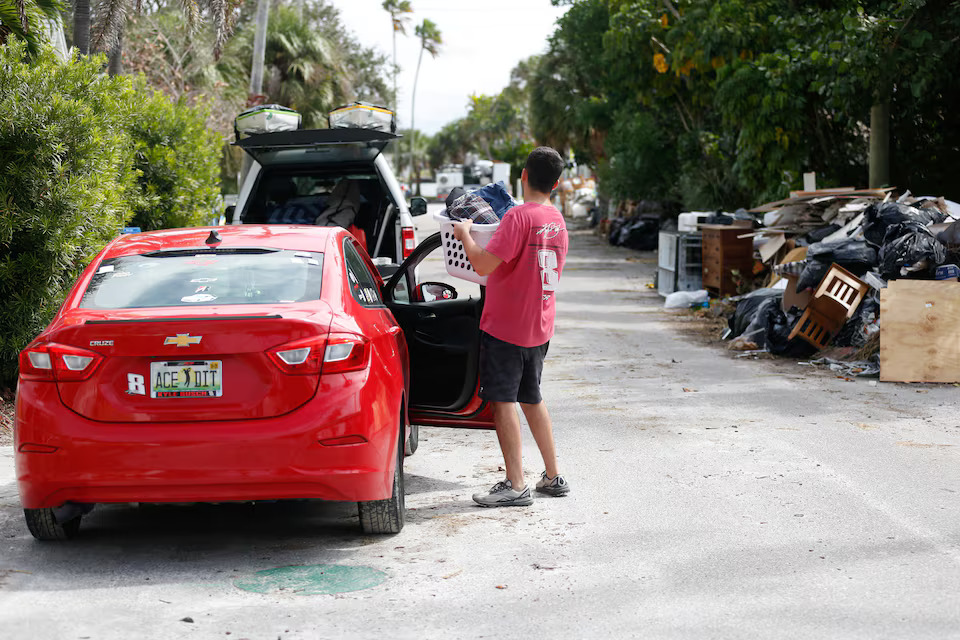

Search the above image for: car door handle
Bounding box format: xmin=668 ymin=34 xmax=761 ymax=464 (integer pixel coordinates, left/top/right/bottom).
xmin=418 ymin=312 xmax=437 ymax=320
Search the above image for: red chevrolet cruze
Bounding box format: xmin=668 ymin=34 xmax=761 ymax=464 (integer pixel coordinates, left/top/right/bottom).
xmin=15 ymin=225 xmax=493 ymax=540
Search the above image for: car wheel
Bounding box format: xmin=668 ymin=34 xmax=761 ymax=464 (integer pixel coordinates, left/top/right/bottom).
xmin=24 ymin=508 xmax=82 ymax=541
xmin=358 ymin=420 xmax=405 ymax=534
xmin=404 ymin=424 xmax=419 ymax=456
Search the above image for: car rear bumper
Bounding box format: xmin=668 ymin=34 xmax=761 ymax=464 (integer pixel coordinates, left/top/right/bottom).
xmin=15 ymin=379 xmax=401 ymax=509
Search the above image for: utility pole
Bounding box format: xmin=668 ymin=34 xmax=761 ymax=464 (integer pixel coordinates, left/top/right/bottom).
xmin=239 ymin=0 xmax=271 ymax=190
xmin=249 ymin=0 xmax=270 ymax=100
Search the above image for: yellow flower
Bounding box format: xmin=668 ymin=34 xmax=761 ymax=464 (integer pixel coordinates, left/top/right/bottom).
xmin=653 ymin=53 xmax=669 ymax=74
xmin=660 ymin=14 xmax=668 ymax=28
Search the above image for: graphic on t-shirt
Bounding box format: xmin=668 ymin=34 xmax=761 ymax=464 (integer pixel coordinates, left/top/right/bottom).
xmin=536 ymin=222 xmax=565 ymax=240
xmin=538 ymin=249 xmax=559 ymax=292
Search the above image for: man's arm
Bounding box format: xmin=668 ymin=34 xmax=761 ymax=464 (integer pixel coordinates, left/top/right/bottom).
xmin=453 ymin=220 xmax=503 ymax=277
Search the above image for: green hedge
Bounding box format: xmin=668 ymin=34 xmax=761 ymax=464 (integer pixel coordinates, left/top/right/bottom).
xmin=0 ymin=43 xmax=223 ymax=387
xmin=128 ymin=79 xmax=222 ymax=232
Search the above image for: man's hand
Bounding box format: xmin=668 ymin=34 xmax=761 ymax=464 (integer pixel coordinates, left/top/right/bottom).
xmin=452 ymin=218 xmax=503 ymax=277
xmin=452 ymin=219 xmax=473 ymax=243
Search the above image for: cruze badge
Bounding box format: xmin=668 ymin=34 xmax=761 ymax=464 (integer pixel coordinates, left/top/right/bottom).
xmin=164 ymin=334 xmax=202 ymax=347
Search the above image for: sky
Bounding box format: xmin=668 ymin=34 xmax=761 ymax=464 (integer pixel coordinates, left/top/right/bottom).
xmin=329 ymin=0 xmax=569 ymax=135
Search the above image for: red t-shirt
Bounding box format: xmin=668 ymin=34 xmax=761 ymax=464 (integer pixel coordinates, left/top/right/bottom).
xmin=480 ymin=202 xmax=569 ymax=347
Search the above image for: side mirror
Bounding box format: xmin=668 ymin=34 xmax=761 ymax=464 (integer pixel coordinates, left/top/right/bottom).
xmin=409 ymin=196 xmax=428 ymax=217
xmin=224 ymin=205 xmax=236 ymax=225
xmin=418 ymin=282 xmax=457 ymax=302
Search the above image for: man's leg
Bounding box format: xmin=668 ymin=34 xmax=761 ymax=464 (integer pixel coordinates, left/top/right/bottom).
xmin=520 ymin=400 xmax=559 ymax=479
xmin=493 ymin=401 xmax=526 ymax=488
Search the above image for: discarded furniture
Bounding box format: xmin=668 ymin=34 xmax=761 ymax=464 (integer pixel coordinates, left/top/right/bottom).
xmin=879 ymin=280 xmax=960 ymax=382
xmin=788 ymin=264 xmax=869 ymax=349
xmin=658 ymin=231 xmax=702 ymax=296
xmin=701 ymin=224 xmax=754 ymax=297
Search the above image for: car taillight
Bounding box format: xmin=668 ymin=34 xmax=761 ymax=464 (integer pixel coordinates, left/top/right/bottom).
xmin=402 ymin=226 xmax=415 ymax=259
xmin=267 ymin=335 xmax=327 ymax=375
xmin=267 ymin=334 xmax=369 ymax=376
xmin=321 ymin=334 xmax=369 ymax=375
xmin=18 ymin=343 xmax=103 ymax=382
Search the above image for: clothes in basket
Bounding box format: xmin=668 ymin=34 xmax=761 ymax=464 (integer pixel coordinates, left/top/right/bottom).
xmin=475 ymin=181 xmax=516 ymax=218
xmin=445 ymin=192 xmax=500 ymax=224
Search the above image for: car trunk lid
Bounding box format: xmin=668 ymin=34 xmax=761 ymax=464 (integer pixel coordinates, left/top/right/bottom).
xmin=236 ymin=128 xmax=398 ymax=167
xmin=51 ymin=310 xmax=331 ymax=423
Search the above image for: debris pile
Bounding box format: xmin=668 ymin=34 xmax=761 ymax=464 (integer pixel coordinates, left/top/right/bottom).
xmin=664 ymin=187 xmax=960 ymax=382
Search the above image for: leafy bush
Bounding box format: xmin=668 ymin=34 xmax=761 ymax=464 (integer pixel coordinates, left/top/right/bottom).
xmin=127 ymin=82 xmax=222 ymax=231
xmin=0 ymin=42 xmax=224 ymax=386
xmin=0 ymin=43 xmax=136 ymax=386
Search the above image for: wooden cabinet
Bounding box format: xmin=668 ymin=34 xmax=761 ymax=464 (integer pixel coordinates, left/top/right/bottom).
xmin=700 ymin=224 xmax=754 ymax=297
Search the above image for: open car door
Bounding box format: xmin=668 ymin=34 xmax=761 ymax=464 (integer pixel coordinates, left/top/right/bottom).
xmin=383 ymin=233 xmax=495 ymax=429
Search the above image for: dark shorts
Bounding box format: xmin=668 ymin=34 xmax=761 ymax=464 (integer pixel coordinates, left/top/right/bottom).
xmin=478 ymin=331 xmax=550 ymax=404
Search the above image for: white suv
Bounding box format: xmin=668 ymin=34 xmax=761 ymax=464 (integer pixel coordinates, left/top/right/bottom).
xmin=229 ymin=128 xmax=425 ymax=266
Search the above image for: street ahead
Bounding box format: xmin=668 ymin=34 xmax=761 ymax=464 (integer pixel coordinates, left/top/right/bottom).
xmin=1 ymin=209 xmax=958 ymax=639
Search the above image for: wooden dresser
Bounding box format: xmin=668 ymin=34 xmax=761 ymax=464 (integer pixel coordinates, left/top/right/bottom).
xmin=700 ymin=224 xmax=754 ymax=297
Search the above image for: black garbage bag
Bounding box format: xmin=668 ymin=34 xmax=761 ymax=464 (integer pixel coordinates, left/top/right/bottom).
xmin=878 ymin=221 xmax=947 ymax=279
xmin=832 ymin=293 xmax=880 ymax=349
xmin=729 ymin=288 xmax=782 ymax=338
xmin=618 ymin=217 xmax=659 ymax=250
xmin=795 ymin=239 xmax=878 ymax=291
xmin=737 ymin=297 xmax=816 ymax=356
xmin=863 ymin=202 xmax=946 ymax=248
xmin=805 ymin=224 xmax=841 ymax=244
xmin=608 ymin=218 xmax=625 ymax=246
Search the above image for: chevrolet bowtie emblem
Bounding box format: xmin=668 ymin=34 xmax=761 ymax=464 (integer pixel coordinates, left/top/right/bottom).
xmin=164 ymin=333 xmax=202 ymax=347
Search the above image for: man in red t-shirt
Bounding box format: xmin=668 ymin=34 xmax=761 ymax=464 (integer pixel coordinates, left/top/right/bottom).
xmin=453 ymin=147 xmax=570 ymax=507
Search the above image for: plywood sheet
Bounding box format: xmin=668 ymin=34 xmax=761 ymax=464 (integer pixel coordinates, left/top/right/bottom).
xmin=879 ymin=280 xmax=960 ymax=382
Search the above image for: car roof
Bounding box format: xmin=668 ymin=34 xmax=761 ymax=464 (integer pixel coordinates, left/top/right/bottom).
xmin=103 ymin=225 xmax=340 ymax=259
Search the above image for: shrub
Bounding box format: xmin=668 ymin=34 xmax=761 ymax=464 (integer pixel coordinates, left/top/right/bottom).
xmin=127 ymin=81 xmax=223 ymax=231
xmin=0 ymin=43 xmax=136 ymax=386
xmin=0 ymin=43 xmax=224 ymax=386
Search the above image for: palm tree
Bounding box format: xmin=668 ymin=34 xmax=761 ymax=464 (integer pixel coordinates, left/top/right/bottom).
xmin=410 ymin=18 xmax=440 ymax=195
xmin=220 ymin=4 xmax=354 ymax=128
xmin=72 ymin=0 xmax=90 ymax=54
xmin=1 ymin=0 xmax=63 ymax=57
xmin=72 ymin=0 xmax=233 ymax=74
xmin=381 ymin=0 xmax=412 ymax=112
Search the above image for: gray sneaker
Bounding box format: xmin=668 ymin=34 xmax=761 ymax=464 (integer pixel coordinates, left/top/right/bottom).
xmin=536 ymin=471 xmax=570 ymax=496
xmin=472 ymin=480 xmax=533 ymax=507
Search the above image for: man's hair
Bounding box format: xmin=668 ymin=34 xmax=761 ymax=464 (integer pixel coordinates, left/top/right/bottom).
xmin=524 ymin=146 xmax=564 ymax=194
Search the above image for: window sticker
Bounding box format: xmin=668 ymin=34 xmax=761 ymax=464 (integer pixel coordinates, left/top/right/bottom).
xmin=191 ymin=277 xmax=218 ymax=283
xmin=97 ymin=265 xmax=115 ymax=274
xmin=181 ymin=293 xmax=217 ymax=303
xmin=195 ymin=286 xmax=210 ymax=293
xmin=113 ymin=271 xmax=132 ymax=278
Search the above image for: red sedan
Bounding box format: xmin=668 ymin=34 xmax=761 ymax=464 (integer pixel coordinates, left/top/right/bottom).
xmin=15 ymin=225 xmax=493 ymax=539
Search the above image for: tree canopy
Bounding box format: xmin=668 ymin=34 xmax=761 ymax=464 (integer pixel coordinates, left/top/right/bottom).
xmin=523 ymin=0 xmax=960 ymax=208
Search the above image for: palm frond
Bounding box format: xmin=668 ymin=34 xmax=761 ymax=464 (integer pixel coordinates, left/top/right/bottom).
xmin=90 ymin=0 xmax=129 ymax=53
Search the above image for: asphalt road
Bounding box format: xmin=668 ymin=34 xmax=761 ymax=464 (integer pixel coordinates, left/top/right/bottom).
xmin=1 ymin=207 xmax=959 ymax=639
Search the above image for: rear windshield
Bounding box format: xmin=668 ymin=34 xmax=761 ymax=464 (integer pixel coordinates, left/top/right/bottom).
xmin=80 ymin=250 xmax=324 ymax=309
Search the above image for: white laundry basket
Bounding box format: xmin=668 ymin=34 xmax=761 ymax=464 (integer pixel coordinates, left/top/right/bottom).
xmin=434 ymin=212 xmax=499 ymax=285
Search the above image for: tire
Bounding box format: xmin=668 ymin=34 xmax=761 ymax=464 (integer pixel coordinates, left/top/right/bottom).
xmin=404 ymin=424 xmax=419 ymax=456
xmin=24 ymin=508 xmax=82 ymax=541
xmin=358 ymin=420 xmax=405 ymax=534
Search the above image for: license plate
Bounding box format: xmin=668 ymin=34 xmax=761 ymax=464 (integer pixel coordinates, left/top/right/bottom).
xmin=150 ymin=360 xmax=223 ymax=398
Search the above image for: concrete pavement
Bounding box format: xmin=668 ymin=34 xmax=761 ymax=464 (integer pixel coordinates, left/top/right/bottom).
xmin=1 ymin=212 xmax=958 ymax=639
